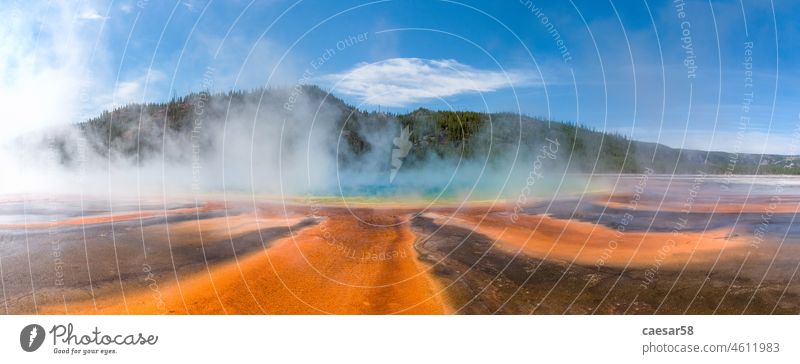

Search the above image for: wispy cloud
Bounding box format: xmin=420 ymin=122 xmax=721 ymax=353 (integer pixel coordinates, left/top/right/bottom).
xmin=78 ymin=8 xmax=107 ymax=20
xmin=320 ymin=58 xmax=538 ymax=107
xmin=182 ymin=1 xmax=200 ymax=12
xmin=105 ymin=69 xmax=166 ymax=109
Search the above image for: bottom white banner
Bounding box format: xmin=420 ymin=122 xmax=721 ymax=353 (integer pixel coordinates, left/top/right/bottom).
xmin=0 ymin=315 xmax=796 ymax=363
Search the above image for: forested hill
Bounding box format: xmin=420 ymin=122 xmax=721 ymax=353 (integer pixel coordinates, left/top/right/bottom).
xmin=44 ymin=85 xmax=799 ymax=175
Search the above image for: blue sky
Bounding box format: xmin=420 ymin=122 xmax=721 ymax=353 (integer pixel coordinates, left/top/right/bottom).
xmin=2 ymin=0 xmax=799 ymax=153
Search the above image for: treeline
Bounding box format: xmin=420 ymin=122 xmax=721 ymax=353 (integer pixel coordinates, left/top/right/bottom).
xmin=59 ymin=86 xmax=798 ymax=175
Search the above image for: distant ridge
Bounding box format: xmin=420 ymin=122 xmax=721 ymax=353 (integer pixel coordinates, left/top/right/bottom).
xmin=40 ymin=85 xmax=800 ymax=175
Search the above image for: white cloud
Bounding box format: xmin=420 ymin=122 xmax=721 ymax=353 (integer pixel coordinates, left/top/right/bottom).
xmin=106 ymin=69 xmax=166 ymax=108
xmin=182 ymin=1 xmax=200 ymax=12
xmin=78 ymin=8 xmax=107 ymax=20
xmin=320 ymin=58 xmax=538 ymax=107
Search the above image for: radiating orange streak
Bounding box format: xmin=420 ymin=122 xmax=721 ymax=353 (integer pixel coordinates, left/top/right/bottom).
xmin=424 ymin=212 xmax=746 ymax=269
xmin=42 ymin=214 xmax=450 ymax=314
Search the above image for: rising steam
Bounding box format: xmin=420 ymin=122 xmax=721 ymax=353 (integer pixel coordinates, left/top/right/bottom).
xmin=0 ymin=85 xmax=583 ymax=201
